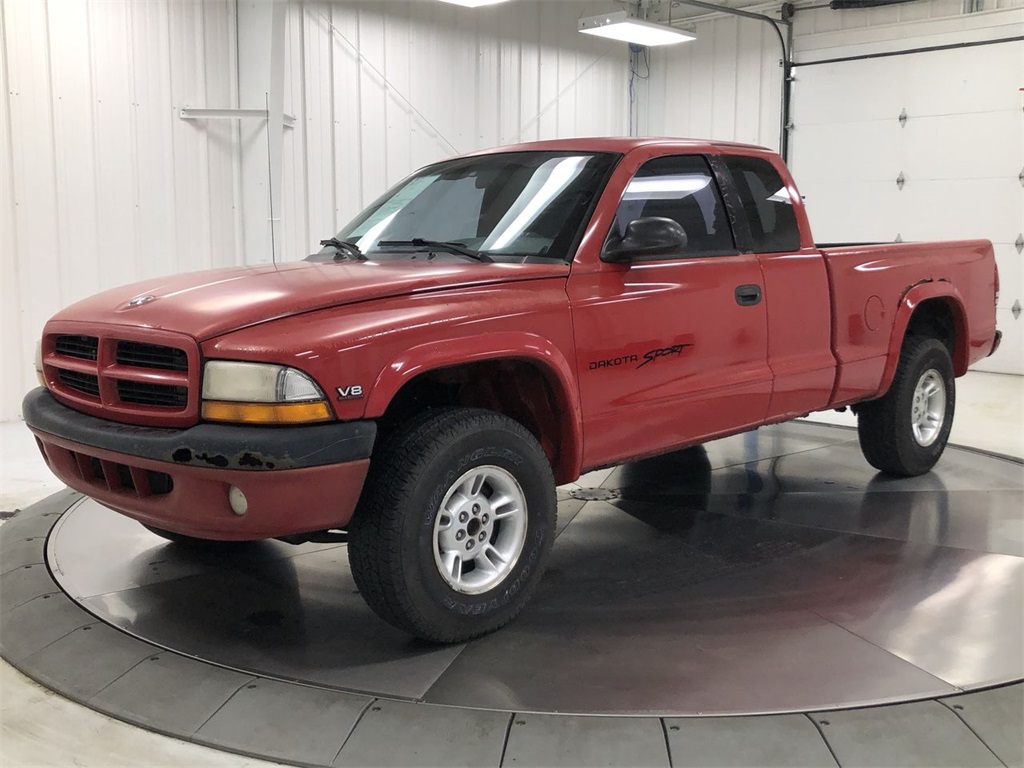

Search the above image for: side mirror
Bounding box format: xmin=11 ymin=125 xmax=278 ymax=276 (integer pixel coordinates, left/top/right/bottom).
xmin=603 ymin=217 xmax=688 ymax=263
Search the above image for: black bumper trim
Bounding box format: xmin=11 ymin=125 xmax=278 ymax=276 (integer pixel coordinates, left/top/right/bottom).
xmin=22 ymin=388 xmax=376 ymax=471
xmin=990 ymin=330 xmax=1002 ymax=357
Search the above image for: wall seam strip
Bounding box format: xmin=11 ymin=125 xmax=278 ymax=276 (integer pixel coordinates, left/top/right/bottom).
xmin=0 ymin=0 xmax=25 ymax=414
xmin=126 ymin=0 xmax=142 ymax=285
xmin=42 ymin=0 xmax=63 ymax=307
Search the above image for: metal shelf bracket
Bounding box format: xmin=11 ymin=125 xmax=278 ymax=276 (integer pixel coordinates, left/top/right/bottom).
xmin=179 ymin=107 xmax=295 ymax=129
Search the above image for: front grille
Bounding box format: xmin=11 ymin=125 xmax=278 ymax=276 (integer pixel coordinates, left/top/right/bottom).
xmin=44 ymin=328 xmax=197 ymax=426
xmin=116 ymin=341 xmax=188 ymax=371
xmin=117 ymin=380 xmax=188 ymax=408
xmin=58 ymin=369 xmax=100 ymax=398
xmin=55 ymin=335 xmax=98 ymax=361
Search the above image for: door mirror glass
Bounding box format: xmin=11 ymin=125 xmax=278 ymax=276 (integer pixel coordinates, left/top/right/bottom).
xmin=603 ymin=217 xmax=688 ymax=262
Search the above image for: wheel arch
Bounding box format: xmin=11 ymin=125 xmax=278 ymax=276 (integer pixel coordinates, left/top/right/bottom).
xmin=877 ymin=282 xmax=968 ymax=397
xmin=363 ymin=333 xmax=583 ymax=484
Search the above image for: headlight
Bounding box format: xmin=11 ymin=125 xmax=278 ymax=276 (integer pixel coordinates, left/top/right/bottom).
xmin=201 ymin=361 xmax=332 ymax=424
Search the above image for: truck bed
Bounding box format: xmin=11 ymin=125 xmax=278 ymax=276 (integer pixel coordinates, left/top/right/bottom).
xmin=819 ymin=239 xmax=998 ymax=406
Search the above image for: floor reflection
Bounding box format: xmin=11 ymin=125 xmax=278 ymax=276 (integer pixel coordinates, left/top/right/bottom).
xmin=46 ymin=422 xmax=1023 ymax=714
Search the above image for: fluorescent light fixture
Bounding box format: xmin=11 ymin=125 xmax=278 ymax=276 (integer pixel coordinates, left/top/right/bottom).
xmin=437 ymin=0 xmax=511 ymax=7
xmin=579 ymin=10 xmax=696 ymax=46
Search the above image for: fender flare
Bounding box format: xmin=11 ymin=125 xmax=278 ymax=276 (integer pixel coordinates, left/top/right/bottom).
xmin=363 ymin=332 xmax=584 ymax=483
xmin=876 ymin=281 xmax=969 ymax=397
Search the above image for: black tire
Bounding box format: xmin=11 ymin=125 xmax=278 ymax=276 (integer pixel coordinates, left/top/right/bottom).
xmin=858 ymin=336 xmax=956 ymax=477
xmin=141 ymin=523 xmax=254 ymax=549
xmin=348 ymin=407 xmax=557 ymax=643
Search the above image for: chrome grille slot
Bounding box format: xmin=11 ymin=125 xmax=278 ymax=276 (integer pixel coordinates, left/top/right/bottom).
xmin=58 ymin=369 xmax=100 ymax=398
xmin=117 ymin=380 xmax=188 ymax=408
xmin=116 ymin=341 xmax=188 ymax=372
xmin=55 ymin=335 xmax=98 ymax=361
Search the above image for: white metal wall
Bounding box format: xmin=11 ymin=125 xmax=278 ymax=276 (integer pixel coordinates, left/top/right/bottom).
xmin=278 ymin=0 xmax=630 ymax=263
xmin=1 ymin=0 xmax=629 ymax=420
xmin=640 ymin=15 xmax=784 ymax=151
xmin=0 ymin=0 xmax=241 ymax=420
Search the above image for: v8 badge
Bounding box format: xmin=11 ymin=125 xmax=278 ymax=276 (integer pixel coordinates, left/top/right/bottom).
xmin=336 ymin=385 xmax=364 ymax=400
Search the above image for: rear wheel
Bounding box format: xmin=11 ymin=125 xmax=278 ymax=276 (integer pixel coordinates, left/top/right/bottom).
xmin=858 ymin=336 xmax=955 ymax=476
xmin=348 ymin=407 xmax=556 ymax=643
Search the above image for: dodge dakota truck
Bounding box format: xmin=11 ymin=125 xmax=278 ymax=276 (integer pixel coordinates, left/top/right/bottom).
xmin=24 ymin=138 xmax=1000 ymax=642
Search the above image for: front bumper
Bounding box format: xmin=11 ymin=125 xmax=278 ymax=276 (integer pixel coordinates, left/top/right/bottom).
xmin=23 ymin=388 xmax=376 ymax=540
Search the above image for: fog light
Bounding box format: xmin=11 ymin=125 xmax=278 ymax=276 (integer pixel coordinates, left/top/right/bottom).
xmin=228 ymin=485 xmax=248 ymax=516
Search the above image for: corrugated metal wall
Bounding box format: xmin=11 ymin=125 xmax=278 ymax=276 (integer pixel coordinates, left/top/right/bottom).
xmin=0 ymin=0 xmax=628 ymax=420
xmin=1 ymin=0 xmax=240 ymax=419
xmin=640 ymin=15 xmax=783 ymax=151
xmin=278 ymin=0 xmax=629 ymax=262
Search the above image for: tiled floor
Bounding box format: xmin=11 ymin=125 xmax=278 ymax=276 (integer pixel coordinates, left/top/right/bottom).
xmin=1 ymin=371 xmax=1021 ymax=767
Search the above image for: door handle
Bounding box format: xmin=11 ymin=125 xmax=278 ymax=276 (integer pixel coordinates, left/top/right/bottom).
xmin=735 ymin=284 xmax=762 ymax=306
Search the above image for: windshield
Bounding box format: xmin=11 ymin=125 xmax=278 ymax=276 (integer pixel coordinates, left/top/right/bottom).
xmin=309 ymin=151 xmax=619 ymax=264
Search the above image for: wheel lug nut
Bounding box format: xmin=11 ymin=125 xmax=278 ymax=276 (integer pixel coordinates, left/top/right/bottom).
xmin=466 ymin=540 xmax=475 ymax=550
xmin=482 ymin=514 xmax=489 ymax=524
xmin=478 ymin=532 xmax=486 ymax=541
xmin=456 ymin=530 xmax=466 ymax=541
xmin=472 ymin=504 xmax=480 ymax=514
xmin=458 ymin=512 xmax=468 ymax=523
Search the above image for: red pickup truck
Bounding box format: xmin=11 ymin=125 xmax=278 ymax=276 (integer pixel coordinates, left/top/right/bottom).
xmin=24 ymin=138 xmax=999 ymax=642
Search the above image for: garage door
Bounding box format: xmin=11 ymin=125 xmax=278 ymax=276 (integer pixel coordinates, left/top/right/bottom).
xmin=789 ymin=38 xmax=1023 ymax=374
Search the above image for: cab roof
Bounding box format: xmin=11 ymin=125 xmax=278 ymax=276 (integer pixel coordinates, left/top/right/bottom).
xmin=460 ymin=136 xmax=773 ymax=158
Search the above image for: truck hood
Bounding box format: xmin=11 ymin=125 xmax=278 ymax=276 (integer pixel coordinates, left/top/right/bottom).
xmin=50 ymin=260 xmax=569 ymax=341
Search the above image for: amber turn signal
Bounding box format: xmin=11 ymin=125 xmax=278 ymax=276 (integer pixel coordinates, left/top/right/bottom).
xmin=201 ymin=400 xmax=333 ymax=425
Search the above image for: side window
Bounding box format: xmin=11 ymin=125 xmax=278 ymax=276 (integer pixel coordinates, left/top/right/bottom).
xmin=611 ymin=155 xmax=736 ymax=258
xmin=724 ymin=156 xmax=801 ymax=253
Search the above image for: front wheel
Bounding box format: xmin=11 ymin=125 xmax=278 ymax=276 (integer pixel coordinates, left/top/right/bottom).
xmin=857 ymin=336 xmax=956 ymax=476
xmin=348 ymin=408 xmax=556 ymax=643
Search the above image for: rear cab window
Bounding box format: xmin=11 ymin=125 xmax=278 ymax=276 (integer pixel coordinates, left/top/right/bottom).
xmin=722 ymin=156 xmax=801 ymax=253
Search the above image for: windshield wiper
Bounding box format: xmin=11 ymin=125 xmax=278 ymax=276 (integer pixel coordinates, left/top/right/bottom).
xmin=319 ymin=237 xmax=366 ymax=261
xmin=378 ymin=239 xmax=494 ymax=263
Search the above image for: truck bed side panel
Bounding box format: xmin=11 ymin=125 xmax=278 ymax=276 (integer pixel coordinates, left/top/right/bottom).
xmin=758 ymin=250 xmax=837 ymax=420
xmin=822 ymin=240 xmax=997 ymax=405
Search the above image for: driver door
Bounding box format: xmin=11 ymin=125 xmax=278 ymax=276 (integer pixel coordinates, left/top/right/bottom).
xmin=568 ymin=153 xmax=772 ymax=469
